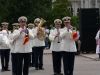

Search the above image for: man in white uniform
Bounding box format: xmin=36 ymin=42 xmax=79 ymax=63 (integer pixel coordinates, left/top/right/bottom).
xmin=0 ymin=26 xmax=2 ymax=70
xmin=11 ymin=16 xmax=34 ymax=75
xmin=27 ymin=23 xmax=35 ymax=67
xmin=49 ymin=19 xmax=63 ymax=75
xmin=60 ymin=16 xmax=77 ymax=75
xmin=0 ymin=22 xmax=10 ymax=72
xmin=95 ymin=29 xmax=100 ymax=59
xmin=33 ymin=18 xmax=45 ymax=70
xmin=12 ymin=23 xmax=20 ymax=31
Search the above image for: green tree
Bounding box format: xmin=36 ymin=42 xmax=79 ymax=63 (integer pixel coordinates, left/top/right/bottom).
xmin=0 ymin=0 xmax=52 ymax=29
xmin=0 ymin=0 xmax=10 ymax=22
xmin=30 ymin=0 xmax=52 ymax=24
xmin=8 ymin=0 xmax=34 ymax=23
xmin=52 ymin=0 xmax=72 ymax=20
xmin=71 ymin=16 xmax=79 ymax=29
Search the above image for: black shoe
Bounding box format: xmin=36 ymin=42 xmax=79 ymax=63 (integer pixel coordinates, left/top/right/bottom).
xmin=5 ymin=69 xmax=10 ymax=71
xmin=53 ymin=73 xmax=63 ymax=75
xmin=39 ymin=67 xmax=44 ymax=70
xmin=32 ymin=64 xmax=35 ymax=67
xmin=29 ymin=63 xmax=32 ymax=67
xmin=35 ymin=68 xmax=38 ymax=70
xmin=53 ymin=73 xmax=58 ymax=75
xmin=1 ymin=69 xmax=5 ymax=72
xmin=58 ymin=73 xmax=63 ymax=75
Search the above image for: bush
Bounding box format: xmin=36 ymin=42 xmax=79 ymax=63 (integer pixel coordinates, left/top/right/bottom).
xmin=71 ymin=16 xmax=79 ymax=29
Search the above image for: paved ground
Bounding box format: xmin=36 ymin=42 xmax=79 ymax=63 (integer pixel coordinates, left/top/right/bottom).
xmin=0 ymin=51 xmax=100 ymax=75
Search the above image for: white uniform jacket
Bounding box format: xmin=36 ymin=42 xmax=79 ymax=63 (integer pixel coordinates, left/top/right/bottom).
xmin=0 ymin=30 xmax=11 ymax=49
xmin=10 ymin=28 xmax=34 ymax=53
xmin=9 ymin=32 xmax=14 ymax=51
xmin=49 ymin=29 xmax=62 ymax=52
xmin=95 ymin=30 xmax=100 ymax=54
xmin=27 ymin=28 xmax=34 ymax=48
xmin=32 ymin=27 xmax=45 ymax=47
xmin=60 ymin=27 xmax=77 ymax=52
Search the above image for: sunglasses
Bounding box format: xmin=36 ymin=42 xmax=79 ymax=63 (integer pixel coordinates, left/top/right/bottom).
xmin=55 ymin=21 xmax=62 ymax=24
xmin=63 ymin=19 xmax=70 ymax=21
xmin=19 ymin=21 xmax=26 ymax=23
xmin=35 ymin=21 xmax=40 ymax=23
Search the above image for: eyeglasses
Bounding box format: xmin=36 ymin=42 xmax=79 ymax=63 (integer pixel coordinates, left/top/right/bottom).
xmin=2 ymin=24 xmax=8 ymax=25
xmin=35 ymin=21 xmax=40 ymax=23
xmin=55 ymin=21 xmax=62 ymax=24
xmin=64 ymin=19 xmax=70 ymax=21
xmin=19 ymin=21 xmax=26 ymax=23
xmin=55 ymin=23 xmax=61 ymax=25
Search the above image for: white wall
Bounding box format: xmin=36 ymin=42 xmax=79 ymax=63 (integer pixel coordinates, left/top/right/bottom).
xmin=71 ymin=0 xmax=100 ymax=16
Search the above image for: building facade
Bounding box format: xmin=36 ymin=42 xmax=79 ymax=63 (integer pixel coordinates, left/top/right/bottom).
xmin=70 ymin=0 xmax=100 ymax=16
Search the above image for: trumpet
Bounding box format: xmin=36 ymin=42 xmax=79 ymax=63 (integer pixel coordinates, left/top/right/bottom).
xmin=37 ymin=18 xmax=46 ymax=41
xmin=57 ymin=28 xmax=60 ymax=43
xmin=23 ymin=29 xmax=29 ymax=45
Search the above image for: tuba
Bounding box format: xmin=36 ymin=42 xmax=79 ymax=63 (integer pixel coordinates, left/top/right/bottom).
xmin=37 ymin=18 xmax=46 ymax=41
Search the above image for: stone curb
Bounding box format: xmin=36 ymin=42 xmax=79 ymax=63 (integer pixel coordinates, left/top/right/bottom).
xmin=79 ymin=54 xmax=99 ymax=61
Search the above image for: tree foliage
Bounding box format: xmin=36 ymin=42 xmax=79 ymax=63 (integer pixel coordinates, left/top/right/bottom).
xmin=52 ymin=0 xmax=79 ymax=28
xmin=0 ymin=0 xmax=74 ymax=29
xmin=52 ymin=0 xmax=72 ymax=20
xmin=0 ymin=0 xmax=10 ymax=22
xmin=71 ymin=16 xmax=79 ymax=29
xmin=0 ymin=0 xmax=52 ymax=29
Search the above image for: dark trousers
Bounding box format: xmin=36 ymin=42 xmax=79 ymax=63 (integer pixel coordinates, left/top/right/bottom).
xmin=34 ymin=46 xmax=44 ymax=69
xmin=32 ymin=47 xmax=35 ymax=66
xmin=45 ymin=37 xmax=50 ymax=49
xmin=11 ymin=53 xmax=31 ymax=75
xmin=98 ymin=53 xmax=100 ymax=58
xmin=62 ymin=52 xmax=75 ymax=75
xmin=0 ymin=49 xmax=10 ymax=70
xmin=52 ymin=51 xmax=62 ymax=74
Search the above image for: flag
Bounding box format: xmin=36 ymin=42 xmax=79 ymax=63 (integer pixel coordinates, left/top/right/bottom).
xmin=23 ymin=35 xmax=29 ymax=45
xmin=72 ymin=31 xmax=78 ymax=40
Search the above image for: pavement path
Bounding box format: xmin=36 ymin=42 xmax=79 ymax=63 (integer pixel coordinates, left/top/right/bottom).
xmin=0 ymin=50 xmax=100 ymax=75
